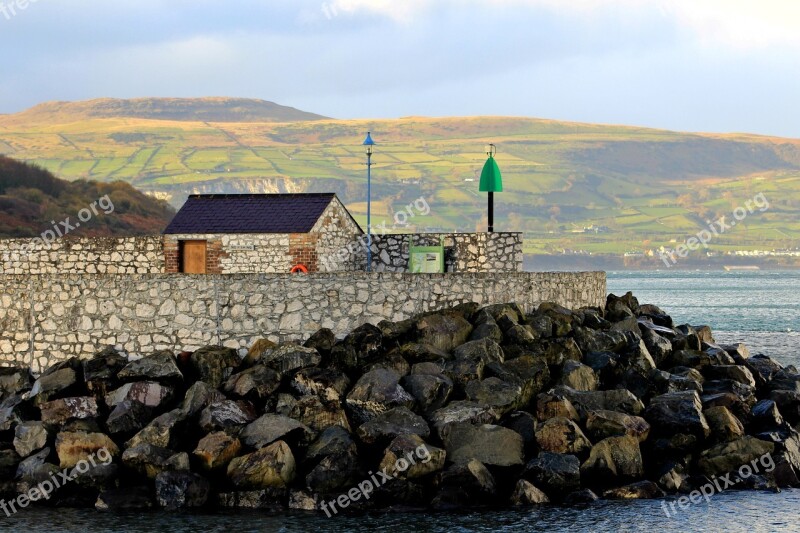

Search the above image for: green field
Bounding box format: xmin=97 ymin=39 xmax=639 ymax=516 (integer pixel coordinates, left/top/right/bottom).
xmin=1 ymin=101 xmax=799 ymax=256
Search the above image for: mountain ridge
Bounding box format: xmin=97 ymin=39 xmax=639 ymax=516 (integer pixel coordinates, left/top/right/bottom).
xmin=5 ymin=97 xmax=329 ymax=124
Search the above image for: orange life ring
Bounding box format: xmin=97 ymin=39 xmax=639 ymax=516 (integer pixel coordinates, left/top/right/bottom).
xmin=290 ymin=264 xmax=309 ymax=274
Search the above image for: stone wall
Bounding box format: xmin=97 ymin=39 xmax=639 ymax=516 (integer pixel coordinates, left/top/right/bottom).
xmin=0 ymin=231 xmax=522 ymax=275
xmin=365 ymin=232 xmax=523 ymax=273
xmin=0 ymin=236 xmax=164 ymax=274
xmin=0 ymin=271 xmax=606 ymax=372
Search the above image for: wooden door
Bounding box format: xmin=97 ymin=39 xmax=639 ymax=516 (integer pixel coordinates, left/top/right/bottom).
xmin=181 ymin=240 xmax=207 ymax=274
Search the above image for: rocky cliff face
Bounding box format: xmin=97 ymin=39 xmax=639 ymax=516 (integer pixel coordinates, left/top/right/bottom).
xmin=1 ymin=294 xmax=798 ymax=513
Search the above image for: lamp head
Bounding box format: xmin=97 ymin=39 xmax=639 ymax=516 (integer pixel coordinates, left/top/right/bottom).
xmin=363 ymin=131 xmax=375 ymax=155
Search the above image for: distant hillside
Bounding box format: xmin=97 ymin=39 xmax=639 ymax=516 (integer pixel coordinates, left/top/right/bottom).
xmin=0 ymin=100 xmax=798 ymax=259
xmin=6 ymin=97 xmax=328 ymax=124
xmin=0 ymin=156 xmax=174 ymax=238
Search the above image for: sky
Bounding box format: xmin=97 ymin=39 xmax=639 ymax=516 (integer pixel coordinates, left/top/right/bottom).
xmin=0 ymin=0 xmax=799 ymax=137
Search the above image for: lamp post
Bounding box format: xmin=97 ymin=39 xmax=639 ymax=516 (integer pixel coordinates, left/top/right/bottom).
xmin=363 ymin=131 xmax=375 ymax=271
xmin=479 ymin=143 xmax=503 ymax=232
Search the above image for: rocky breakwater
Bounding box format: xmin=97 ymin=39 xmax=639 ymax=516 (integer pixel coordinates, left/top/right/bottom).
xmin=1 ymin=292 xmax=799 ymax=514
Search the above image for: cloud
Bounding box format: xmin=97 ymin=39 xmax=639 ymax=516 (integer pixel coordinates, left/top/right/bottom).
xmin=329 ymin=0 xmax=800 ymax=49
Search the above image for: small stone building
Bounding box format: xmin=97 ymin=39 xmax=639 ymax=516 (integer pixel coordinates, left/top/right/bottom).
xmin=163 ymin=193 xmax=363 ymax=273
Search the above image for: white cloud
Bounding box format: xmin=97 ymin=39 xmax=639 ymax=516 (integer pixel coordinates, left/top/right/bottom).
xmin=329 ymin=0 xmax=800 ymax=48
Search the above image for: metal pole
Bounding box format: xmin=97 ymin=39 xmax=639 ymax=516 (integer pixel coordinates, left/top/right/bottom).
xmin=488 ymin=191 xmax=494 ymax=233
xmin=367 ymin=151 xmax=372 ymax=272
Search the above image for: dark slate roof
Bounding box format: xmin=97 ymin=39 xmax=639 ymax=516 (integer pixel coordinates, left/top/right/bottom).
xmin=163 ymin=193 xmax=343 ymax=234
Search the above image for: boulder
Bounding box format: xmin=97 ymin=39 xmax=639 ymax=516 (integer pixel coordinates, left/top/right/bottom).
xmin=378 ymin=434 xmax=446 ymax=480
xmin=290 ymin=367 xmax=350 ymax=403
xmin=509 ymin=479 xmax=550 ymax=505
xmin=55 ymin=431 xmax=119 ymax=469
xmin=524 ymin=452 xmax=581 ymax=500
xmin=306 ymin=426 xmax=357 ymax=461
xmin=198 ymin=400 xmax=257 ymax=432
xmin=106 ymin=400 xmax=153 ymax=435
xmin=769 ymin=391 xmax=800 ymax=425
xmin=645 ymin=390 xmax=710 ymax=439
xmin=227 ymin=440 xmax=296 ymax=489
xmin=39 ymin=397 xmax=98 ymax=425
xmin=105 ymin=381 xmax=174 ymax=409
xmin=356 ymin=407 xmax=430 ymax=445
xmin=553 ymin=386 xmax=645 ymax=419
xmin=433 ymin=459 xmax=496 ymax=508
xmin=189 ymin=346 xmax=240 ymax=388
xmin=0 ymin=367 xmax=29 ymax=400
xmin=442 ymin=423 xmax=524 ymax=467
xmin=193 ymin=432 xmax=241 ymax=470
xmin=262 ymin=344 xmax=322 ymax=374
xmin=642 ymin=329 xmax=672 ymax=367
xmin=305 ymin=449 xmax=361 ymax=494
xmin=581 ymin=435 xmax=643 ymax=483
xmin=280 ymin=394 xmax=350 ymax=434
xmin=573 ymin=327 xmax=627 ymax=355
xmin=414 ymin=313 xmax=473 ymax=352
xmin=345 ymin=369 xmax=414 ymax=425
xmin=558 ymin=361 xmax=598 ymax=391
xmin=603 ymin=480 xmax=664 ymax=500
xmin=243 ymin=338 xmax=278 ymax=366
xmin=704 ymin=406 xmax=745 ymax=444
xmin=117 ymin=351 xmax=183 ymax=384
xmin=401 ymin=372 xmax=453 ymax=413
xmin=750 ymin=399 xmax=785 ymax=431
xmin=155 ymin=471 xmax=210 ymax=510
xmin=82 ymin=348 xmax=127 ymax=396
xmin=28 ymin=367 xmax=79 ymax=405
xmin=704 ymin=365 xmax=756 ymax=388
xmin=122 ymin=444 xmax=189 ymax=479
xmin=125 ymin=409 xmax=187 ymax=449
xmin=585 ymin=410 xmax=650 ymax=442
xmin=697 ymin=436 xmax=775 ymax=477
xmin=330 ymin=323 xmax=384 ymax=371
xmin=465 ymin=377 xmax=524 ymax=416
xmin=396 ymin=343 xmax=451 ymax=364
xmin=429 ymin=401 xmax=501 ymax=439
xmin=534 ymin=338 xmax=583 ymax=367
xmin=217 ymin=488 xmax=287 ymax=510
xmin=470 ymin=321 xmax=504 ymax=344
xmin=13 ymin=421 xmax=49 ymax=457
xmin=365 ymin=350 xmax=410 ymax=377
xmin=288 ymin=490 xmax=319 ymax=511
xmin=745 ymin=354 xmax=784 ymax=385
xmin=181 ymin=381 xmax=226 ymax=417
xmin=502 ymin=411 xmax=539 ymax=454
xmin=535 ymin=393 xmax=579 ymax=422
xmin=240 ymin=414 xmax=313 ymax=449
xmin=453 ymin=338 xmax=505 ymax=365
xmin=535 ymin=417 xmax=592 ymax=456
xmin=485 ymin=356 xmax=551 ymax=404
xmin=443 ymin=358 xmax=485 ymax=392
xmin=95 ymin=487 xmax=154 ymax=511
xmin=504 ymin=324 xmax=539 ymax=346
xmin=303 ymin=328 xmax=336 ymax=357
xmin=563 ymin=488 xmax=600 ymax=504
xmin=224 ymin=365 xmax=282 ymax=402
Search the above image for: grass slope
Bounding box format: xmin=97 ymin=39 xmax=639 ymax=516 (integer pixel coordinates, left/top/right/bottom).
xmin=0 ymin=99 xmax=798 ymax=255
xmin=0 ymin=156 xmax=175 ymax=238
